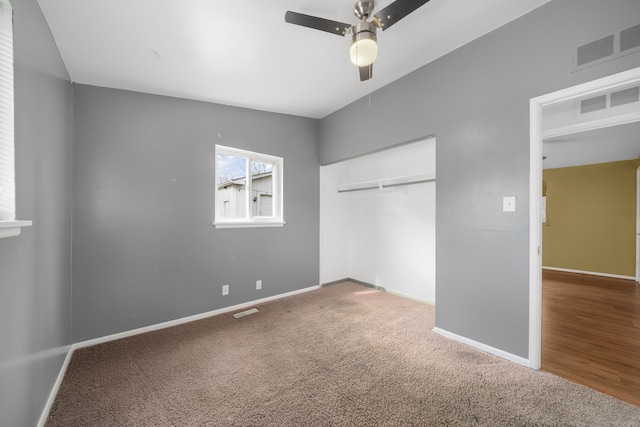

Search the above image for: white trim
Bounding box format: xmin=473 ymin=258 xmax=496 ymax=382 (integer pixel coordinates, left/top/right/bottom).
xmin=543 ymin=110 xmax=640 ymax=139
xmin=433 ymin=327 xmax=530 ymax=367
xmin=0 ymin=220 xmax=32 ymax=228
xmin=542 ymin=266 xmax=635 ymax=281
xmin=0 ymin=220 xmax=32 ymax=239
xmin=213 ymin=220 xmax=286 ymax=229
xmin=637 ymin=167 xmax=640 ymax=283
xmin=37 ymin=346 xmax=73 ymax=427
xmin=535 ymin=68 xmax=640 ymax=107
xmin=73 ymin=285 xmax=320 ymax=350
xmin=385 ymin=288 xmax=434 ymax=305
xmin=529 ymin=66 xmax=640 ymax=372
xmin=214 ymin=144 xmax=284 ymax=226
xmin=529 ymin=96 xmax=543 ymax=370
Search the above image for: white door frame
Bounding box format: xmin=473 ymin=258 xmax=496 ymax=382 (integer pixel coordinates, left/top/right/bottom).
xmin=529 ymin=66 xmax=640 ymax=369
xmin=637 ymin=167 xmax=640 ymax=283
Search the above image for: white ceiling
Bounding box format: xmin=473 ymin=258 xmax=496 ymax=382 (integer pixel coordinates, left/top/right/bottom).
xmin=543 ymin=121 xmax=640 ymax=169
xmin=37 ymin=0 xmax=552 ymax=119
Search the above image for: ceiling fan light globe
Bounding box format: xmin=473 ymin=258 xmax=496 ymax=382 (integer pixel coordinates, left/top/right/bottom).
xmin=350 ymin=38 xmax=378 ymax=66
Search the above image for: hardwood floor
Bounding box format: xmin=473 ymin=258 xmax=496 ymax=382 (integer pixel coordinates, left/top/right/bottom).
xmin=541 ymin=269 xmax=640 ymax=407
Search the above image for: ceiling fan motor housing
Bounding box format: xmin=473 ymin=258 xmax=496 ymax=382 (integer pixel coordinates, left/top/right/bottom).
xmin=354 ymin=0 xmax=375 ymax=20
xmin=351 ymin=21 xmax=377 ymax=44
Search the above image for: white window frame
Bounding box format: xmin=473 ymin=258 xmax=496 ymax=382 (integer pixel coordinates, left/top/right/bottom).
xmin=214 ymin=145 xmax=284 ymax=228
xmin=0 ymin=0 xmax=31 ymax=239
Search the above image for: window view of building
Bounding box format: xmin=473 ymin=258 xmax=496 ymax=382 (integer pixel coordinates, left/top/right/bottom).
xmin=217 ymin=169 xmax=273 ymax=219
xmin=215 ymin=146 xmax=283 ymax=227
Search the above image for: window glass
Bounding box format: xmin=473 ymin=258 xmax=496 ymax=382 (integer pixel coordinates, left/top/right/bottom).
xmin=215 ymin=145 xmax=283 ymax=228
xmin=217 ymin=153 xmax=247 ymax=220
xmin=250 ymin=161 xmax=274 ymax=217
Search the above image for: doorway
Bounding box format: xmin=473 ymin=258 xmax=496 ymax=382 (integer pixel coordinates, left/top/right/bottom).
xmin=319 ymin=136 xmax=436 ymax=302
xmin=529 ymin=66 xmax=640 ymax=369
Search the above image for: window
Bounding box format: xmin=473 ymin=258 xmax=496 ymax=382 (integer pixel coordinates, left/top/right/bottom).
xmin=0 ymin=0 xmax=30 ymax=238
xmin=214 ymin=145 xmax=284 ymax=228
xmin=0 ymin=0 xmax=14 ymax=222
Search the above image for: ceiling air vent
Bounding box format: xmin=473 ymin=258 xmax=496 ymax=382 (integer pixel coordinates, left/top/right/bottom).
xmin=576 ymin=35 xmax=614 ymax=67
xmin=620 ymin=23 xmax=640 ymax=52
xmin=573 ymin=21 xmax=640 ymax=71
xmin=610 ymin=86 xmax=640 ymax=107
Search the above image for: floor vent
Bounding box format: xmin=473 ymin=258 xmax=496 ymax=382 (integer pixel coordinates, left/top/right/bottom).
xmin=233 ymin=308 xmax=259 ymax=318
xmin=573 ymin=21 xmax=640 ymax=70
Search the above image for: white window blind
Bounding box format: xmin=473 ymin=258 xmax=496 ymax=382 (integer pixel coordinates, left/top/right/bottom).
xmin=0 ymin=0 xmax=14 ymax=221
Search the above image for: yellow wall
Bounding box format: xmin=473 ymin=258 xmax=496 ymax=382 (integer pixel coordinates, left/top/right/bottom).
xmin=542 ymin=159 xmax=639 ymax=277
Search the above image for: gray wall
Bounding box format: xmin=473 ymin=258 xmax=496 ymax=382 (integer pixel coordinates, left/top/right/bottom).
xmin=319 ymin=0 xmax=640 ymax=358
xmin=0 ymin=0 xmax=73 ymax=425
xmin=72 ymin=84 xmax=319 ymax=342
xmin=2 ymin=1 xmax=636 ymax=423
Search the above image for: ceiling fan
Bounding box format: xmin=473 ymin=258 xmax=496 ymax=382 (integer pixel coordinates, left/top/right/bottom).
xmin=285 ymin=0 xmax=431 ymax=81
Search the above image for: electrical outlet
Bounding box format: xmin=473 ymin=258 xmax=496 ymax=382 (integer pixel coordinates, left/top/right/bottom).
xmin=256 ymin=280 xmax=262 ymax=290
xmin=222 ymin=284 xmax=229 ymax=296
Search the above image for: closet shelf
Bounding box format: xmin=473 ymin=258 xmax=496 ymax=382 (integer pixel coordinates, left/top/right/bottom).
xmin=337 ymin=172 xmax=436 ymax=193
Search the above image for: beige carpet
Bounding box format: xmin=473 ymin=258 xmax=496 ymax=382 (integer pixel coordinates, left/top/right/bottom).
xmin=46 ymin=282 xmax=640 ymax=426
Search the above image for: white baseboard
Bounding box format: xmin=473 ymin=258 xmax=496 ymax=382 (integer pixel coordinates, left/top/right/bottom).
xmin=37 ymin=346 xmax=74 ymax=427
xmin=37 ymin=285 xmax=321 ymax=424
xmin=323 ymin=278 xmax=384 ymax=290
xmin=542 ymin=266 xmax=635 ymax=281
xmin=433 ymin=327 xmax=530 ymax=368
xmin=74 ymin=285 xmax=321 ymax=350
xmin=322 ymin=278 xmax=435 ymax=305
xmin=385 ymin=288 xmax=434 ymax=306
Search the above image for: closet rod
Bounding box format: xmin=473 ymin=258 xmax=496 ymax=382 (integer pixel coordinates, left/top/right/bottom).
xmin=337 ymin=173 xmax=436 ymax=193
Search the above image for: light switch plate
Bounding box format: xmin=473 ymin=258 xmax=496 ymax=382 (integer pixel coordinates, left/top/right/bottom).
xmin=503 ymin=196 xmax=516 ymax=212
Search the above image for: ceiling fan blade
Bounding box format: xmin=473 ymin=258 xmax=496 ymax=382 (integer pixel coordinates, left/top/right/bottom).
xmin=359 ymin=64 xmax=373 ymax=81
xmin=374 ymin=0 xmax=431 ymax=31
xmin=285 ymin=11 xmax=350 ymax=36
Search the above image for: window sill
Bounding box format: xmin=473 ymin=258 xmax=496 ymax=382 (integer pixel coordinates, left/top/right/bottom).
xmin=0 ymin=220 xmax=33 ymax=239
xmin=213 ymin=220 xmax=286 ymax=229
